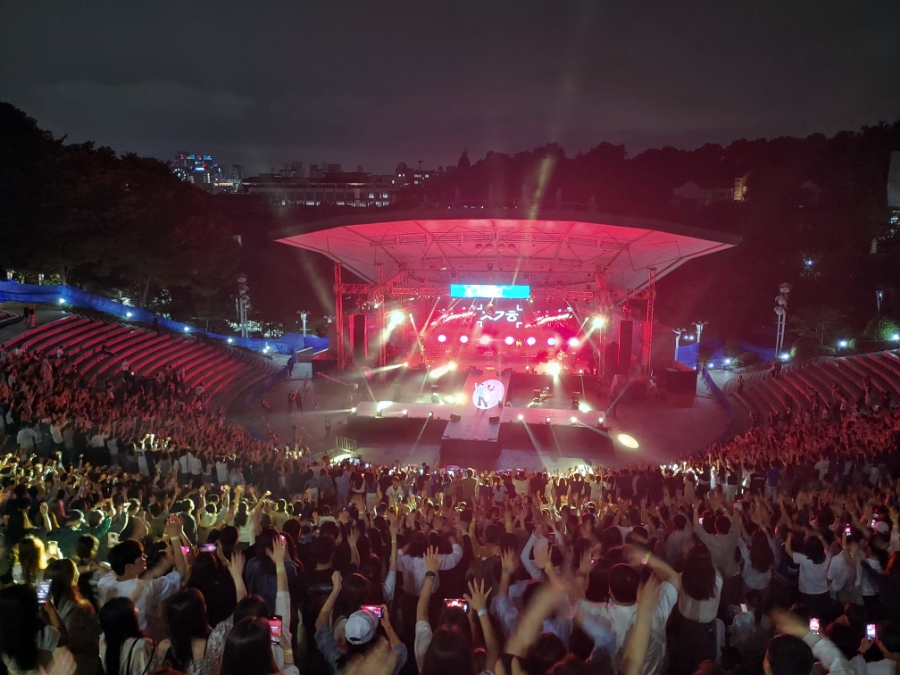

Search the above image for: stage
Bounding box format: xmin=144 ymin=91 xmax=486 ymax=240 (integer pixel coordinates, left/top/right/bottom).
xmin=268 ymin=207 xmax=739 ymax=470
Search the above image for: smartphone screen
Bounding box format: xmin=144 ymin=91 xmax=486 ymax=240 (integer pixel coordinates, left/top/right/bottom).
xmin=443 ymin=598 xmax=470 ymax=613
xmin=36 ymin=579 xmax=51 ymax=604
xmin=740 ymin=603 xmax=748 ymax=613
xmin=867 ymin=623 xmax=877 ymax=641
xmin=181 ymin=546 xmax=190 ymax=555
xmin=200 ymin=543 xmax=216 ymax=553
xmin=268 ymin=615 xmax=282 ymax=643
xmin=361 ymin=604 xmax=384 ymax=618
xmin=809 ymin=618 xmax=820 ymax=633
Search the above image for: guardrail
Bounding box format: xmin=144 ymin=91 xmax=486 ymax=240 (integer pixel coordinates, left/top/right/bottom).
xmin=700 ymin=366 xmax=734 ymax=444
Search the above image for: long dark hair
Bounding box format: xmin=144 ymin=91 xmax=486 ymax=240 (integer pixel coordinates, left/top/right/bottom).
xmin=165 ymin=587 xmax=211 ymax=671
xmin=749 ymin=530 xmax=775 ymax=573
xmin=187 ymin=553 xmax=237 ymax=627
xmin=0 ymin=585 xmax=42 ymax=673
xmin=221 ymin=617 xmax=278 ymax=675
xmin=99 ymin=598 xmax=143 ymax=675
xmin=47 ymin=558 xmax=84 ymax=607
xmin=682 ymin=544 xmax=717 ymax=601
xmin=422 ymin=627 xmax=474 ymax=675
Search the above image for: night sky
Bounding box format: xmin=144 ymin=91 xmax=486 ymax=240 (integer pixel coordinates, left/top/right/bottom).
xmin=2 ymin=2 xmax=899 ymax=175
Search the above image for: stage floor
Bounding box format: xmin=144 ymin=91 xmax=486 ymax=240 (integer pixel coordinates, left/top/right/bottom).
xmin=236 ymin=360 xmax=728 ymax=472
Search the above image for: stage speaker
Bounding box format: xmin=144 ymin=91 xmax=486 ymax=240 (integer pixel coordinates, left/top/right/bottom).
xmin=489 ymin=415 xmax=500 ymax=424
xmin=352 ymin=314 xmax=367 ymax=361
xmin=449 ymin=413 xmax=462 ymax=422
xmin=618 ymin=321 xmax=633 ymax=374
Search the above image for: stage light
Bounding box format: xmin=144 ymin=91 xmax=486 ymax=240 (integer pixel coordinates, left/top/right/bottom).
xmin=402 ymin=410 xmax=408 ymax=418
xmin=351 ymin=407 xmax=357 ymax=413
xmin=598 ymin=417 xmax=605 ymax=425
xmin=570 ymin=416 xmax=577 ymax=423
xmin=459 ymin=335 xmax=469 ymax=344
xmin=592 ymin=316 xmax=606 ymax=328
xmin=183 ymin=326 xmax=190 ymax=332
xmin=838 ymin=340 xmax=848 ymax=348
xmin=547 ymin=337 xmax=558 ymax=346
xmin=58 ymin=298 xmax=66 ymax=304
xmin=402 ymin=362 xmax=409 ymax=367
xmin=526 ymin=336 xmax=536 ymax=346
xmin=376 ymin=401 xmax=393 ymax=411
xmin=448 ymin=361 xmax=458 ymax=370
xmin=579 ymin=369 xmax=584 ymax=375
xmin=617 ymin=433 xmax=639 ymax=449
xmin=568 ymin=337 xmax=580 ymax=348
xmin=780 ymin=353 xmax=790 ymax=360
xmin=428 ymin=411 xmax=433 ymax=418
xmin=724 ymin=358 xmax=732 ymax=365
xmin=227 ymin=338 xmax=233 ymax=343
xmin=893 ymin=334 xmax=900 ymax=342
xmin=437 ymin=334 xmax=447 ymax=343
xmin=389 ymin=312 xmax=405 ymax=328
xmin=504 ymin=336 xmax=515 ymax=346
xmin=545 ymin=416 xmax=551 ymax=424
xmin=126 ymin=311 xmax=133 ymax=318
xmin=518 ymin=414 xmax=524 ymax=421
xmin=547 ymin=362 xmax=561 ymax=376
xmin=479 ymin=335 xmax=491 ymax=345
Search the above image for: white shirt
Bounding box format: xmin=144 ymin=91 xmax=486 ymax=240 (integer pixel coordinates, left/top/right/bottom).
xmin=737 ymin=537 xmax=776 ymax=590
xmin=861 ymin=558 xmax=882 ymax=597
xmin=98 ymin=570 xmax=182 ymax=634
xmin=576 ymin=582 xmax=678 ymax=675
xmin=188 ymin=454 xmax=203 ymax=476
xmin=826 ymin=554 xmax=857 ymax=594
xmin=216 ymin=461 xmax=229 ymax=484
xmin=792 ymin=551 xmax=832 ymax=595
xmin=397 ymin=544 xmax=463 ymax=596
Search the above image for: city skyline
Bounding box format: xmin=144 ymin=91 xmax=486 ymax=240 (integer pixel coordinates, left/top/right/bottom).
xmin=2 ymin=3 xmax=899 ymax=174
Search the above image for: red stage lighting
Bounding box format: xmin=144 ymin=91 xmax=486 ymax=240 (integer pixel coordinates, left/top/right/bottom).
xmin=569 ymin=337 xmax=580 ymax=348
xmin=459 ymin=335 xmax=469 ymax=344
xmin=437 ymin=334 xmax=447 ymax=343
xmin=479 ymin=335 xmax=491 ymax=345
xmin=526 ymin=336 xmax=536 ymax=346
xmin=547 ymin=337 xmax=558 ymax=346
xmin=504 ymin=336 xmax=515 ymax=346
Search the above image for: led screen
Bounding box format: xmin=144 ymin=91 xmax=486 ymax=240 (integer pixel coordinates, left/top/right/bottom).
xmin=449 ymin=284 xmax=530 ymax=299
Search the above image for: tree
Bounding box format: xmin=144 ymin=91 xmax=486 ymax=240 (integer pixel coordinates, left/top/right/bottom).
xmin=789 ymin=305 xmax=849 ymax=348
xmin=457 ymin=149 xmax=470 ymax=171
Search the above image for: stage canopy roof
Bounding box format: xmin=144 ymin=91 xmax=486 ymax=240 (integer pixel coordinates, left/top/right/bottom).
xmin=274 ymin=209 xmax=740 ymax=293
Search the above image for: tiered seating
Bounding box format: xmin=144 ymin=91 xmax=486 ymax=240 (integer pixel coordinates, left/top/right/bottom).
xmin=3 ymin=315 xmax=280 ymax=405
xmin=722 ymin=350 xmax=900 ymax=416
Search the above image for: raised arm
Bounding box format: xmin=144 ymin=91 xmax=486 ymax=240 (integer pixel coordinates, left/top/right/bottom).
xmin=418 ymin=547 xmax=440 ymax=622
xmin=466 ymin=578 xmax=498 ymax=670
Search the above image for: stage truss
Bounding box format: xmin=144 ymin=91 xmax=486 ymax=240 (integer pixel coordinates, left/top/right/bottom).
xmin=275 ymin=209 xmax=738 ymax=375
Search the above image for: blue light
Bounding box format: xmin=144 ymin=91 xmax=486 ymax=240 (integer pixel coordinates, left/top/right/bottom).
xmin=450 ymin=284 xmax=530 ymax=299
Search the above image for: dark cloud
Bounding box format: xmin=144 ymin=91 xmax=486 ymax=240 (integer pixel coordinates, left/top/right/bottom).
xmin=1 ymin=2 xmax=898 ymax=174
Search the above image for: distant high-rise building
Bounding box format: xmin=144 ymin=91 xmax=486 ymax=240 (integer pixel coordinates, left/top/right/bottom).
xmin=172 ymin=152 xmax=233 ymax=193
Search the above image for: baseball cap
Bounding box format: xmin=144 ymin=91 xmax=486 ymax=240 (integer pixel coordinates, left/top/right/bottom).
xmin=875 ymin=521 xmax=890 ymax=534
xmin=344 ymin=609 xmax=378 ymax=645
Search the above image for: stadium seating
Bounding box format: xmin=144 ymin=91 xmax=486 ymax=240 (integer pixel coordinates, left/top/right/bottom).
xmin=3 ymin=314 xmax=280 ymax=406
xmin=722 ymin=351 xmax=900 ymax=416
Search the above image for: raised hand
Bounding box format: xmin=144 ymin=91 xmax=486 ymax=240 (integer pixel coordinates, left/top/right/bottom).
xmin=465 ymin=578 xmax=492 ymax=613
xmin=424 ymin=546 xmax=441 ymax=575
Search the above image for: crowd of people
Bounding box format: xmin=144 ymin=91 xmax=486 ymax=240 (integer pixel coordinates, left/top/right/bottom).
xmin=3 ymin=341 xmax=900 ymax=675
